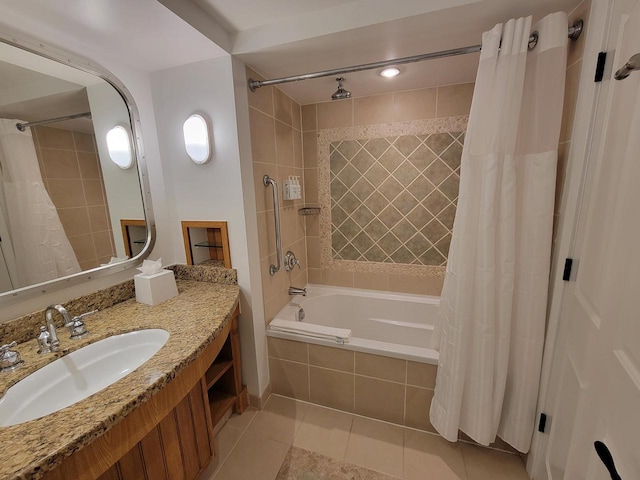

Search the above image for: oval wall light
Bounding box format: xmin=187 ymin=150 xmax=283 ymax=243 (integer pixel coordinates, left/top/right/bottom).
xmin=183 ymin=114 xmax=211 ymax=164
xmin=380 ymin=67 xmax=400 ymax=78
xmin=105 ymin=125 xmax=134 ymax=169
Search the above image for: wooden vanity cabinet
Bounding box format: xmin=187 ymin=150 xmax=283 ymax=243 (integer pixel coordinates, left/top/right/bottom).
xmin=43 ymin=307 xmax=247 ymax=480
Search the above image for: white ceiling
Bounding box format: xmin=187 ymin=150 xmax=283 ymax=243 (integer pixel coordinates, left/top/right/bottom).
xmin=167 ymin=0 xmax=584 ymax=104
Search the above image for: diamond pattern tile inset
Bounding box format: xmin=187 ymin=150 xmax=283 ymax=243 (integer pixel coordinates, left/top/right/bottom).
xmin=329 ymin=131 xmax=463 ymax=267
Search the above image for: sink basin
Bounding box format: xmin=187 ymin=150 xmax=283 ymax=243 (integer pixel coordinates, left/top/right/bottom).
xmin=0 ymin=329 xmax=169 ymax=427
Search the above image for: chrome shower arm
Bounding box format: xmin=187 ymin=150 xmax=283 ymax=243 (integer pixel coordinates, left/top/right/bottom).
xmin=263 ymin=175 xmax=282 ymax=276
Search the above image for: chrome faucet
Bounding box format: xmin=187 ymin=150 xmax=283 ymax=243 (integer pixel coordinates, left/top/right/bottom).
xmin=43 ymin=304 xmax=72 ymax=352
xmin=0 ymin=341 xmax=23 ymax=372
xmin=288 ymin=286 xmax=307 ymax=296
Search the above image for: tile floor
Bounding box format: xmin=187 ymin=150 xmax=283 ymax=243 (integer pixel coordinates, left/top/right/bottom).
xmin=198 ymin=395 xmax=529 ymax=480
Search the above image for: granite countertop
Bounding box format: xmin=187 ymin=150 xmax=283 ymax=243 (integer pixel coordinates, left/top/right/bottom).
xmin=0 ymin=278 xmax=240 ymax=480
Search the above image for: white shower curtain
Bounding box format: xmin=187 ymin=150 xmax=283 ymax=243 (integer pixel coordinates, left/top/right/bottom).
xmin=430 ymin=13 xmax=567 ymax=453
xmin=0 ymin=119 xmax=80 ymax=287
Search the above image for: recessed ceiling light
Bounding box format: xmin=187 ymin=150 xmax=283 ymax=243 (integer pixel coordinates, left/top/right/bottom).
xmin=380 ymin=67 xmax=400 ymax=78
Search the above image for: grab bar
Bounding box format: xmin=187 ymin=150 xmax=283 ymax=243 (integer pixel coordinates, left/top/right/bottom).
xmin=263 ymin=175 xmax=282 ymax=275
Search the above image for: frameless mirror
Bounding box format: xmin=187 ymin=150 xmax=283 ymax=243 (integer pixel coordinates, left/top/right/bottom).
xmin=0 ymin=35 xmax=154 ymax=301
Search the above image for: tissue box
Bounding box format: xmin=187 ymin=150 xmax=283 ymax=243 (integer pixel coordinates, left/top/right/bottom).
xmin=134 ymin=269 xmax=178 ymax=306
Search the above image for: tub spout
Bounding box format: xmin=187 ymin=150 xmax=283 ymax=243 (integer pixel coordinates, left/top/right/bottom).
xmin=288 ymin=286 xmax=306 ymax=296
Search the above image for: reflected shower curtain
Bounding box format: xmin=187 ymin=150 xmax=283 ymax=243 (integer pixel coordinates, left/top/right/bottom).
xmin=430 ymin=13 xmax=567 ymax=453
xmin=0 ymin=119 xmax=80 ymax=286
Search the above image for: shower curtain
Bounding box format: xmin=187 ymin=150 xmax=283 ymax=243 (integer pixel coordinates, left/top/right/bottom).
xmin=0 ymin=118 xmax=80 ymax=287
xmin=430 ymin=13 xmax=567 ymax=453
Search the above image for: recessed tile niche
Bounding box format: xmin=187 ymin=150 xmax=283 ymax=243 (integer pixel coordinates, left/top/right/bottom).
xmin=318 ymin=117 xmax=467 ymax=276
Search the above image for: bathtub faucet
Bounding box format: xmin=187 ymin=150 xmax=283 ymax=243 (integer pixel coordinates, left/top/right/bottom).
xmin=288 ymin=286 xmax=306 ymax=296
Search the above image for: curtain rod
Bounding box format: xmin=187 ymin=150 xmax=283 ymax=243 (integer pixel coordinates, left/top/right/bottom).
xmin=249 ymin=19 xmax=583 ymax=91
xmin=16 ymin=112 xmax=92 ymax=132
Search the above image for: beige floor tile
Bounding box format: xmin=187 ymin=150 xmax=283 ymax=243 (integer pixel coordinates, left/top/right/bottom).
xmin=245 ymin=395 xmax=309 ymax=445
xmin=344 ymin=416 xmax=404 ymax=478
xmin=404 ymin=429 xmax=467 ymax=480
xmin=225 ymin=406 xmax=258 ymax=433
xmin=212 ymin=432 xmax=290 ymax=480
xmin=293 ymin=404 xmax=354 ymax=461
xmin=460 ymin=442 xmax=528 ymax=480
xmin=198 ymin=425 xmax=243 ymax=479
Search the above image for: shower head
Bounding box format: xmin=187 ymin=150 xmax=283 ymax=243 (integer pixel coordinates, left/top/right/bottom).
xmin=331 ymin=77 xmax=351 ymax=100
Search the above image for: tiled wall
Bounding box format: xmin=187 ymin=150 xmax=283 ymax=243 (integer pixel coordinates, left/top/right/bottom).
xmin=247 ymin=68 xmax=307 ymax=324
xmin=268 ymin=337 xmax=437 ymax=431
xmin=33 ymin=126 xmax=116 ymax=270
xmin=302 ymin=83 xmax=474 ymax=295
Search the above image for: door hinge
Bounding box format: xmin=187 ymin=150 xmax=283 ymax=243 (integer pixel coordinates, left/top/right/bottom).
xmin=538 ymin=413 xmax=548 ymax=433
xmin=562 ymin=258 xmax=573 ymax=281
xmin=595 ymin=52 xmax=607 ymax=82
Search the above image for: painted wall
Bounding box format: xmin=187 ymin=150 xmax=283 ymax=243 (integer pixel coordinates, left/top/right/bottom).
xmin=149 ymin=57 xmax=266 ymax=398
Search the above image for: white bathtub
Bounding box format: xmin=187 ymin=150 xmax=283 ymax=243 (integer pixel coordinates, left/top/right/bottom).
xmin=267 ymin=284 xmax=440 ymax=365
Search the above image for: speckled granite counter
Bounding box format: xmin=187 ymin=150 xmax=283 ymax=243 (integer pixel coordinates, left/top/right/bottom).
xmin=0 ymin=275 xmax=239 ymax=480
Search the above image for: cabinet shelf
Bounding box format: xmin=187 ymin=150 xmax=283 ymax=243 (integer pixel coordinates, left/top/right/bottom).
xmin=181 ymin=221 xmax=231 ymax=268
xmin=194 ymin=242 xmax=224 ymax=249
xmin=205 ymin=360 xmax=233 ymax=390
xmin=209 ymin=391 xmax=236 ymax=427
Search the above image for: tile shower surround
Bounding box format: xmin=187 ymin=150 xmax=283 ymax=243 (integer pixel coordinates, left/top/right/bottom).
xmin=327 ymin=129 xmax=464 ymax=269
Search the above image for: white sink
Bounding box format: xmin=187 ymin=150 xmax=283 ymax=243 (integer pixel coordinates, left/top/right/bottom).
xmin=0 ymin=329 xmax=169 ymax=427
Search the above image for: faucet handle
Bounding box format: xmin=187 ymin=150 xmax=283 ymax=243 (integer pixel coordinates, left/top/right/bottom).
xmin=0 ymin=341 xmax=23 ymax=372
xmin=66 ymin=310 xmax=96 ymax=339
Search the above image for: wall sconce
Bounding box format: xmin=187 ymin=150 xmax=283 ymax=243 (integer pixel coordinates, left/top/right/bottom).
xmin=183 ymin=114 xmax=211 ymax=165
xmin=105 ymin=125 xmax=134 ymax=169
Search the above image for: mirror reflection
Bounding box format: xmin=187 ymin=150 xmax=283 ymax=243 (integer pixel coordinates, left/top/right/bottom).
xmin=0 ymin=42 xmax=146 ymax=294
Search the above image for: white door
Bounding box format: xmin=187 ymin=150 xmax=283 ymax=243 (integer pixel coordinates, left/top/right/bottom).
xmin=542 ymin=1 xmax=640 ymax=478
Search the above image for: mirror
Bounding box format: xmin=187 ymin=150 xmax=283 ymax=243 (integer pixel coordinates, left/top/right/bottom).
xmin=0 ymin=35 xmax=154 ymax=300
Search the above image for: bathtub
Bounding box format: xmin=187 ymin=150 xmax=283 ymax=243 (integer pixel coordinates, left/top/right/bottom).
xmin=267 ymin=284 xmax=440 ymax=365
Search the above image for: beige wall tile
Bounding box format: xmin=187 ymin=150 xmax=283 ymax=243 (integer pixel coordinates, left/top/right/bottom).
xmin=354 ymin=375 xmax=405 ymax=425
xmin=93 ymin=230 xmax=115 ymax=258
xmin=301 ymin=104 xmax=317 ymax=131
xmin=292 ymin=102 xmax=302 ymax=131
xmin=267 ymin=337 xmax=308 ymax=363
xmin=253 ymin=162 xmax=278 ymax=213
xmin=246 ymin=67 xmax=274 ymax=116
xmin=404 ymin=429 xmax=467 ymax=480
xmin=437 ymin=83 xmax=474 ymax=117
xmin=355 ymin=352 xmax=406 ymax=383
xmin=275 ymin=121 xmax=294 ymax=167
xmin=261 ymin=254 xmax=285 ymax=301
xmin=407 ymin=361 xmax=438 ymax=389
xmin=307 ymin=268 xmax=322 ymax=284
xmin=274 ymin=88 xmax=293 ymax=126
xmin=567 ymin=0 xmax=590 ymax=67
xmin=83 ymin=179 xmax=105 ymax=206
xmin=303 ymin=131 xmax=318 ymax=168
xmin=354 ymin=94 xmax=393 ymax=126
xmin=393 ymin=88 xmax=437 ymax=122
xmin=353 ymin=272 xmax=389 ymax=291
xmin=249 ymin=107 xmax=276 ymax=164
xmin=40 ymin=148 xmax=80 ymax=179
xmin=268 ymin=358 xmax=309 ymax=401
xmin=68 ymin=233 xmax=96 ymax=263
xmin=344 ymin=416 xmax=404 ymax=479
xmin=306 ymin=236 xmax=320 ymax=269
xmin=293 ymin=131 xmax=303 ymax=169
xmin=257 ymin=210 xmax=277 ymax=259
xmin=424 ymin=275 xmax=445 ymax=296
xmin=405 ymin=386 xmax=436 ymax=432
xmin=304 ymin=168 xmax=319 ymax=204
xmin=309 ymin=344 xmax=354 ymax=372
xmin=73 ymin=131 xmax=96 ymax=153
xmin=34 ymin=126 xmax=74 ymax=149
xmin=388 ymin=274 xmax=429 ymax=295
xmin=79 ymin=259 xmax=98 ymax=270
xmin=560 ymin=60 xmax=582 ymax=143
xmin=264 ymin=288 xmax=289 ymax=324
xmin=321 ymin=269 xmax=354 ymax=288
xmin=87 ymin=205 xmax=109 ymax=232
xmin=309 ymin=366 xmax=354 ymax=412
xmin=77 ymin=152 xmax=102 ymax=179
xmin=47 ymin=178 xmax=86 ymax=208
xmin=280 ymin=204 xmax=298 ymax=248
xmin=58 ymin=207 xmax=91 ymax=237
xmin=305 ymin=215 xmax=319 ymax=236
xmin=317 ymin=100 xmax=353 ymax=129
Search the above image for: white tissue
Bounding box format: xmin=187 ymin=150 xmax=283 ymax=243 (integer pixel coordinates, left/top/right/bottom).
xmin=137 ymin=258 xmax=163 ymax=276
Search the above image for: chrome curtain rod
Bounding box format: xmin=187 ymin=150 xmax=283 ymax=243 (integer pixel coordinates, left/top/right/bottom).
xmin=16 ymin=112 xmax=92 ymax=132
xmin=249 ymin=19 xmax=583 ymax=91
